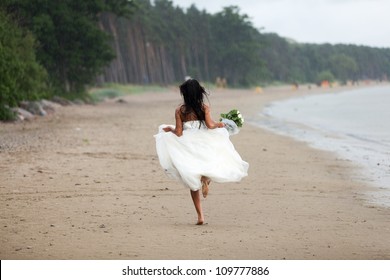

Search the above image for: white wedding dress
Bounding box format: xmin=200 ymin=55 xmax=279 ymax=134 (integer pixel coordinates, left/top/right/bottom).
xmin=154 ymin=120 xmax=249 ymax=191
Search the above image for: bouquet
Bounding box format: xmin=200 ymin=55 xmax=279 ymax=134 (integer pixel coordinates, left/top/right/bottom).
xmin=220 ymin=109 xmax=244 ymax=135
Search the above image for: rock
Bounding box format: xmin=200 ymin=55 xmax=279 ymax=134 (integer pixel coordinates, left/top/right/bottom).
xmin=19 ymin=101 xmax=47 ymax=116
xmin=40 ymin=99 xmax=61 ymax=113
xmin=52 ymin=96 xmax=73 ymax=106
xmin=12 ymin=107 xmax=35 ymax=121
xmin=41 ymin=99 xmax=62 ymax=108
xmin=116 ymin=98 xmax=127 ymax=104
xmin=73 ymin=99 xmax=85 ymax=105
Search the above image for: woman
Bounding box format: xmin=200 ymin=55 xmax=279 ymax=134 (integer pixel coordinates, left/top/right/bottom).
xmin=154 ymin=79 xmax=248 ymax=225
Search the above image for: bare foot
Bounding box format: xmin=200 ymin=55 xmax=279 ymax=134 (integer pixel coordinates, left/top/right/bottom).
xmin=196 ymin=221 xmax=204 ymax=225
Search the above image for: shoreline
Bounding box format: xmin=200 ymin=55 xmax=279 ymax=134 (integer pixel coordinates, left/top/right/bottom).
xmin=253 ymin=83 xmax=390 ymax=207
xmin=1 ymin=84 xmax=390 ymax=259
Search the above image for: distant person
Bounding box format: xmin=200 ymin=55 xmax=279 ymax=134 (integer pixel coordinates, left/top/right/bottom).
xmin=154 ymin=79 xmax=248 ymax=225
xmin=215 ymin=77 xmax=222 ymax=88
xmin=222 ymin=78 xmax=227 ymax=88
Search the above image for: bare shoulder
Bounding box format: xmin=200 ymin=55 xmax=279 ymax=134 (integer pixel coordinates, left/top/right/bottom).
xmin=175 ymin=106 xmax=184 ymax=118
xmin=175 ymin=105 xmax=184 ymax=113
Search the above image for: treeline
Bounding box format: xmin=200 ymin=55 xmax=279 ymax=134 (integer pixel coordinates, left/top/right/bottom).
xmin=99 ymin=0 xmax=390 ymax=86
xmin=0 ymin=0 xmax=134 ymax=120
xmin=260 ymin=33 xmax=390 ymax=84
xmin=97 ymin=0 xmax=264 ymax=86
xmin=1 ymin=0 xmax=390 ymax=120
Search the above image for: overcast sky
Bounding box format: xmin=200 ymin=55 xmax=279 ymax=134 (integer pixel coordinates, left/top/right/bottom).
xmin=169 ymin=0 xmax=389 ymax=48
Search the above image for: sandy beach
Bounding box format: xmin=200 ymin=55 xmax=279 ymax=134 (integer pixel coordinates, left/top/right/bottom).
xmin=1 ymin=84 xmax=390 ymax=260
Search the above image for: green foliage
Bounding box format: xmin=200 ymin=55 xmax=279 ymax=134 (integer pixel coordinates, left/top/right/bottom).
xmin=259 ymin=34 xmax=390 ymax=84
xmin=2 ymin=0 xmax=136 ymax=97
xmin=128 ymin=1 xmax=267 ymax=86
xmin=96 ymin=0 xmax=390 ymax=87
xmin=316 ymin=70 xmax=335 ymax=85
xmin=0 ymin=9 xmax=47 ymax=120
xmin=0 ymin=106 xmax=16 ymax=121
xmin=208 ymin=6 xmax=265 ymax=86
xmin=220 ymin=109 xmax=244 ymax=128
xmin=329 ymin=54 xmax=358 ymax=84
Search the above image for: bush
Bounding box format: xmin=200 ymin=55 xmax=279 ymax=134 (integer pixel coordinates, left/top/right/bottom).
xmin=0 ymin=10 xmax=48 ymax=120
xmin=315 ymin=70 xmax=335 ymax=85
xmin=0 ymin=106 xmax=16 ymax=121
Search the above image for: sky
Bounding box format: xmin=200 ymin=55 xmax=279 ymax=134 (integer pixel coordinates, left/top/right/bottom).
xmin=169 ymin=0 xmax=390 ymax=48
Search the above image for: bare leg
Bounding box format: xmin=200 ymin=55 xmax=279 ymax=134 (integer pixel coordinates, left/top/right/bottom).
xmin=190 ymin=190 xmax=204 ymax=225
xmin=201 ymin=176 xmax=211 ymax=198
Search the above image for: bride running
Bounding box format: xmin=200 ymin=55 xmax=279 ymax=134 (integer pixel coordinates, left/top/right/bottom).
xmin=154 ymin=78 xmax=248 ymax=225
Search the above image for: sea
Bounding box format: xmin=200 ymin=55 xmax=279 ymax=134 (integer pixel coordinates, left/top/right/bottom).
xmin=257 ymin=84 xmax=390 ymax=207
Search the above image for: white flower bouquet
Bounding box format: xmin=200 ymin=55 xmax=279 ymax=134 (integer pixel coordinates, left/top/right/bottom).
xmin=220 ymin=109 xmax=244 ymax=135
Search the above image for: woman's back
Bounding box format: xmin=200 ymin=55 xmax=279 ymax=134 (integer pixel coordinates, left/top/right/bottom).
xmin=179 ymin=105 xmax=205 ymax=122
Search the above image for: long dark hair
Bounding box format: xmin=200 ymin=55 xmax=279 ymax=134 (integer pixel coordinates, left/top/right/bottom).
xmin=179 ymin=79 xmax=208 ymax=126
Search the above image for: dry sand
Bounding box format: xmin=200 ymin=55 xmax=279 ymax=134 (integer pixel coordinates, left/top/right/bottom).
xmin=1 ymin=84 xmax=389 ymax=260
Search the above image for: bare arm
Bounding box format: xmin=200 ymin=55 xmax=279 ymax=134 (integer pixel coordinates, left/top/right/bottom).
xmin=204 ymin=105 xmax=224 ymax=129
xmin=163 ymin=108 xmax=183 ymax=137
